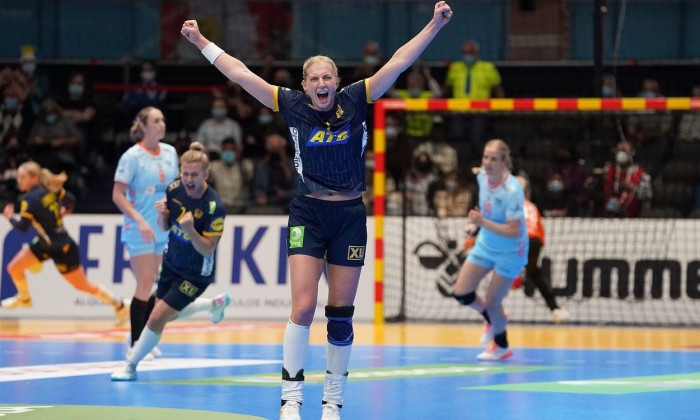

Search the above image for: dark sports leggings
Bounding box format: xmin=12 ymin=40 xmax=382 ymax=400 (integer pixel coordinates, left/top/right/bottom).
xmin=525 ymin=237 xmax=559 ymax=311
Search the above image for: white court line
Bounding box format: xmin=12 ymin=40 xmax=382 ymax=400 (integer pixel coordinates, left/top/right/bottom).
xmin=0 ymin=358 xmax=281 ymax=382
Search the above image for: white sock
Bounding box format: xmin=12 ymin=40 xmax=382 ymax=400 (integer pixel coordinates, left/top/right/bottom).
xmin=281 ymin=319 xmax=310 ymax=403
xmin=324 ymin=342 xmax=352 ymax=405
xmin=175 ymin=298 xmax=212 ymax=320
xmin=127 ymin=326 xmax=161 ymax=366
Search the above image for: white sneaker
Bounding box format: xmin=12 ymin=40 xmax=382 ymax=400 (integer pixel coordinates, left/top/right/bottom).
xmin=552 ymin=308 xmax=570 ymax=324
xmin=477 ymin=344 xmax=513 ymax=361
xmin=1 ymin=295 xmax=33 ymax=308
xmin=211 ymin=292 xmax=230 ymax=324
xmin=279 ymin=400 xmax=301 ymax=420
xmin=321 ymin=403 xmax=341 ymax=420
xmin=110 ymin=361 xmax=137 ymax=381
xmin=479 ymin=322 xmax=494 ymax=345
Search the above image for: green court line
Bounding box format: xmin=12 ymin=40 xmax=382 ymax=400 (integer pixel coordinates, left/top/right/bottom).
xmin=467 ymin=372 xmax=700 ymax=394
xmin=150 ymin=363 xmax=558 ymax=386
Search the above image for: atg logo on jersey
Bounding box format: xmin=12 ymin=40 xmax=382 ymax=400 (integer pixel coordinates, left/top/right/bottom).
xmin=306 ymin=124 xmax=351 ymax=146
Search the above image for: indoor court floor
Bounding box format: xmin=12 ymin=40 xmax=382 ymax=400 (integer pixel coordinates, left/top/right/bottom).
xmin=1 ymin=319 xmax=698 ymax=419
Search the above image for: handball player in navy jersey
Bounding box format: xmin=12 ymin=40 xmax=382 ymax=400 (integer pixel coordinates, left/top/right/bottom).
xmin=111 ymin=142 xmax=230 ymax=381
xmin=182 ymin=3 xmax=452 ymax=419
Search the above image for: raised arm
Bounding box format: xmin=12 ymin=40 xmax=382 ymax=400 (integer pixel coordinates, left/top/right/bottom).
xmin=181 ymin=20 xmax=275 ymax=109
xmin=368 ymin=1 xmax=452 ymax=100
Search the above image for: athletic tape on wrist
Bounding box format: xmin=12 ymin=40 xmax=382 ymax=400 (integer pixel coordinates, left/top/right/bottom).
xmin=201 ymin=42 xmax=224 ymax=64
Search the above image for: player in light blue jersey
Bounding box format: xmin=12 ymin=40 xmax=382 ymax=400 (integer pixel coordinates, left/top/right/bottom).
xmin=182 ymin=3 xmax=453 ymax=419
xmin=112 ymin=106 xmax=178 ymax=355
xmin=453 ymin=139 xmax=528 ymax=361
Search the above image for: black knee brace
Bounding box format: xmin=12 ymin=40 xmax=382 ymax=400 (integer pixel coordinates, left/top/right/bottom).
xmin=454 ymin=292 xmax=476 ymax=306
xmin=326 ymin=305 xmax=354 ymax=346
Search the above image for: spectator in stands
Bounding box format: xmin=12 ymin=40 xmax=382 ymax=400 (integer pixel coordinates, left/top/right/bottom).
xmin=0 ymin=130 xmax=30 ymax=207
xmin=600 ymin=72 xmax=622 ymax=98
xmin=602 ymin=141 xmax=652 ymax=218
xmin=443 ymin=40 xmax=503 ymax=157
xmin=677 ymin=85 xmax=700 ymax=143
xmin=384 ymin=113 xmax=414 ymax=191
xmin=251 ymin=133 xmax=297 ymax=213
xmin=208 ymin=138 xmax=254 ymax=214
xmin=404 ymin=152 xmax=441 ymax=216
xmin=0 ymin=81 xmax=34 ymax=141
xmin=16 ymin=46 xmax=50 ymax=116
xmin=542 ymin=143 xmax=592 ymax=217
xmin=59 ymin=72 xmax=99 ymax=169
xmin=625 ymin=78 xmax=673 ymax=175
xmin=433 ymin=168 xmax=471 ymax=217
xmin=121 ymin=61 xmax=168 ymax=119
xmin=27 ymin=98 xmax=86 ymax=199
xmin=195 ymin=97 xmax=243 ymax=158
xmin=413 ymin=123 xmax=458 ymax=175
xmin=351 ymin=40 xmax=382 ymax=84
xmin=389 ymin=66 xmax=442 ymax=143
xmin=245 ymin=105 xmax=289 ymax=161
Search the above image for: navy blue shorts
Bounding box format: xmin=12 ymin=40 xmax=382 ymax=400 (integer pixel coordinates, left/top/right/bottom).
xmin=287 ymin=196 xmax=367 ymax=267
xmin=156 ymin=262 xmax=210 ymax=311
xmin=30 ymin=236 xmax=80 ymax=274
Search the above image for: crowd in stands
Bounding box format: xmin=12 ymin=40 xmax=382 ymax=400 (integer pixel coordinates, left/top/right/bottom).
xmin=1 ymin=41 xmax=699 ymax=218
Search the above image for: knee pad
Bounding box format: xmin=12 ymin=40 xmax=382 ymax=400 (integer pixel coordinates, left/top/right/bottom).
xmin=454 ymin=292 xmax=476 ymax=306
xmin=326 ymin=305 xmax=354 ymax=346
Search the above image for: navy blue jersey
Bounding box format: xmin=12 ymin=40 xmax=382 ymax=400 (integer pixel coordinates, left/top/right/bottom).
xmin=162 ymin=180 xmax=225 ymax=283
xmin=18 ymin=185 xmax=72 ymax=247
xmin=274 ymin=80 xmax=371 ymax=194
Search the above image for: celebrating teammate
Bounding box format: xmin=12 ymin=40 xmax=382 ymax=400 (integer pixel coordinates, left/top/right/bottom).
xmin=111 ymin=142 xmax=230 ymax=381
xmin=181 ymin=3 xmax=452 ymax=419
xmin=453 ymin=139 xmax=528 ymax=361
xmin=112 ymin=106 xmax=178 ymax=355
xmin=1 ymin=162 xmax=128 ymax=323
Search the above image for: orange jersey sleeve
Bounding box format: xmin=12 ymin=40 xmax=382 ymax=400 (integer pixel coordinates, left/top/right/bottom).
xmin=523 ymin=200 xmax=545 ymax=245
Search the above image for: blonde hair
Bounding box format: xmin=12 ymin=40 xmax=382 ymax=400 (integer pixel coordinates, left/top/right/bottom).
xmin=485 ymin=139 xmax=513 ymax=170
xmin=302 ymin=56 xmax=339 ymax=81
xmin=180 ymin=141 xmax=210 ymax=171
xmin=129 ymin=106 xmax=159 ymax=142
xmin=19 ymin=161 xmax=67 ymax=193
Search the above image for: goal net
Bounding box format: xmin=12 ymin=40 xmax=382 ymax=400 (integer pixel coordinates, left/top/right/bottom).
xmin=373 ymin=97 xmax=700 ymax=326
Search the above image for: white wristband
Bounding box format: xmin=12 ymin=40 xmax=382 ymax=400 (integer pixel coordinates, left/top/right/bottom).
xmin=201 ymin=42 xmax=224 ymax=64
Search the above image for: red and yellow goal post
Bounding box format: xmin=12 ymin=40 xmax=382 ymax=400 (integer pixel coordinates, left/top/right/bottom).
xmin=371 ymin=97 xmax=700 ymax=324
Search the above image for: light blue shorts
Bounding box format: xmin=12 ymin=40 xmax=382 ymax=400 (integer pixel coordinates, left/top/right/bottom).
xmin=123 ymin=240 xmax=167 ymax=258
xmin=466 ymin=239 xmax=528 ymax=279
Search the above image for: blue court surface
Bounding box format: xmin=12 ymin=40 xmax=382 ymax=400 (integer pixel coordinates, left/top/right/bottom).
xmin=1 ymin=325 xmax=699 ymax=419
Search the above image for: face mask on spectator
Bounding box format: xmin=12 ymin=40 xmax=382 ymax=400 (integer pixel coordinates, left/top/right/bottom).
xmin=641 ymin=90 xmax=655 ymax=99
xmin=363 ymin=55 xmax=379 ymax=66
xmin=141 ymin=71 xmax=156 ymax=82
xmin=408 ymin=89 xmax=421 ymax=98
xmin=4 ymin=97 xmax=18 ymax=111
xmin=22 ymin=63 xmax=36 ymax=75
xmin=463 ymin=55 xmax=476 ymax=66
xmin=69 ymin=84 xmax=84 ymax=96
xmin=259 ymin=114 xmax=274 ymax=125
xmin=385 ymin=126 xmax=399 ymax=139
xmin=602 ymin=85 xmax=613 ymax=97
xmin=221 ymin=151 xmax=236 ymax=164
xmin=445 ymin=180 xmax=458 ymax=191
xmin=212 ymin=108 xmax=227 ymax=119
xmin=616 ymin=150 xmax=631 ymax=165
xmin=547 ymin=179 xmax=564 ymax=193
xmin=45 ymin=114 xmax=57 ymax=124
